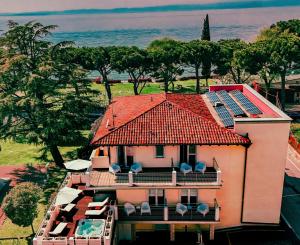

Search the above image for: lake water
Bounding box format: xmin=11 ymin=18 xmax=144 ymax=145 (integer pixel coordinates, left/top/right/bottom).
xmin=0 ymin=7 xmax=299 ymax=47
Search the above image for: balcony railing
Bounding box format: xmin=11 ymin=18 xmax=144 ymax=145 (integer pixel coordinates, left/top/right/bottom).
xmin=115 ymin=199 xmax=220 ymax=223
xmin=114 ymin=159 xmax=221 ymax=186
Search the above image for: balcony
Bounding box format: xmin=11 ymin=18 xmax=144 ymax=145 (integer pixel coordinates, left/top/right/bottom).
xmin=88 ymin=159 xmax=221 ymax=187
xmin=115 ymin=200 xmax=220 ymax=223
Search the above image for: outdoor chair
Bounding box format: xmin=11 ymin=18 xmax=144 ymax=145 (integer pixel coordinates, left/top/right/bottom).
xmin=49 ymin=222 xmax=68 ymax=236
xmin=109 ymin=163 xmax=121 ymax=174
xmin=124 ymin=202 xmax=136 ymax=216
xmin=195 ymin=162 xmax=206 ymax=174
xmin=130 ymin=162 xmax=143 ymax=173
xmin=180 ymin=163 xmax=192 ymax=175
xmin=176 ymin=203 xmax=188 ymax=216
xmin=140 ymin=202 xmax=151 ymax=215
xmin=197 ymin=203 xmax=209 ymax=216
xmin=88 ymin=197 xmax=109 ymax=208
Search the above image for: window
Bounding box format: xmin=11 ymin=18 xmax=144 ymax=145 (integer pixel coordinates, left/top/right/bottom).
xmin=180 ymin=189 xmax=197 ymax=204
xmin=155 ymin=145 xmax=164 ymax=158
xmin=188 ymin=145 xmax=197 ymax=167
xmin=149 ymin=189 xmax=164 ymax=205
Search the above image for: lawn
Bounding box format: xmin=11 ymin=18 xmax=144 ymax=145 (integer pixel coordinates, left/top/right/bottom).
xmin=0 ymin=131 xmax=91 ymax=166
xmin=91 ymin=79 xmax=218 ymax=100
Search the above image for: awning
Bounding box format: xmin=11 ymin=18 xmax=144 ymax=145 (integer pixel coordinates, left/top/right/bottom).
xmin=55 ymin=187 xmax=82 ymax=206
xmin=64 ymin=159 xmax=91 ymax=171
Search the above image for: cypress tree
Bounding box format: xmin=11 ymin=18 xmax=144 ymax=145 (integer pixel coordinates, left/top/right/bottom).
xmin=201 ymin=14 xmax=211 ymax=41
xmin=201 ymin=14 xmax=211 ymax=86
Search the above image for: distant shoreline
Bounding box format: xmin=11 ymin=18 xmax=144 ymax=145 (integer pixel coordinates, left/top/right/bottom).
xmin=0 ymin=0 xmax=300 ymax=17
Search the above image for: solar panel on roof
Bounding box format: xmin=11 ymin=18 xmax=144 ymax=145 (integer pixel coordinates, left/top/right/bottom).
xmin=231 ymin=90 xmax=262 ymax=115
xmin=206 ymin=91 xmax=221 ymax=105
xmin=215 ymin=105 xmax=234 ymax=127
xmin=216 ymin=90 xmax=245 ymax=116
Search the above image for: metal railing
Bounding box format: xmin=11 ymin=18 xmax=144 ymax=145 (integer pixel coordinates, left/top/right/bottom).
xmin=115 ymin=200 xmax=220 ymax=222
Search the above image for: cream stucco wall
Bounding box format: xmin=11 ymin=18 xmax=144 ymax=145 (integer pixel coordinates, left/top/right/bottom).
xmin=235 ymin=121 xmax=290 ymax=224
xmin=198 ymin=145 xmax=246 ymax=228
xmin=131 ymin=146 xmax=180 ymax=167
xmin=116 ymin=189 xmax=148 ymax=205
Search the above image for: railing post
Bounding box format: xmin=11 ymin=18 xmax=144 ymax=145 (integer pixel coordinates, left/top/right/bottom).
xmin=214 ymin=199 xmax=220 ymax=221
xmin=172 ymin=170 xmax=177 ymax=186
xmin=164 ymin=205 xmax=169 ymax=221
xmin=114 ymin=205 xmax=119 ymax=220
xmin=216 ymin=169 xmax=221 ymax=186
xmin=129 ymin=171 xmax=133 ymax=186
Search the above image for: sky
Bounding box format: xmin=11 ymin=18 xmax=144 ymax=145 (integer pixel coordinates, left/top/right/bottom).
xmin=0 ymin=0 xmax=244 ymax=13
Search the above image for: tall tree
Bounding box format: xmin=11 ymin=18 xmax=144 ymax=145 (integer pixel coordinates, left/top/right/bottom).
xmin=0 ymin=21 xmax=98 ymax=167
xmin=111 ymin=46 xmax=151 ymax=95
xmin=201 ymin=14 xmax=212 ymax=86
xmin=266 ymin=33 xmax=300 ymax=110
xmin=181 ymin=40 xmax=217 ymax=93
xmin=147 ymin=38 xmax=184 ymax=92
xmin=235 ymin=41 xmax=277 ymax=99
xmin=215 ymin=39 xmax=250 ymax=84
xmin=201 ymin=14 xmax=211 ymax=41
xmin=71 ymin=47 xmax=114 ymax=102
xmin=2 ymin=182 xmax=42 ymax=234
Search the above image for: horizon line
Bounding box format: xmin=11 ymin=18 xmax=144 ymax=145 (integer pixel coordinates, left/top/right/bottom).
xmin=0 ymin=0 xmax=300 ymax=16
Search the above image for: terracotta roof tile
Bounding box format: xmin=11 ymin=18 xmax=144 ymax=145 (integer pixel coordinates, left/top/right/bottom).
xmin=91 ymin=93 xmax=250 ymax=146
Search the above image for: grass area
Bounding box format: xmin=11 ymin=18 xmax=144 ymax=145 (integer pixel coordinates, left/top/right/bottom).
xmin=91 ymin=79 xmax=218 ymax=99
xmin=0 ymin=131 xmax=91 ymax=166
xmin=291 ymin=122 xmax=300 ymax=142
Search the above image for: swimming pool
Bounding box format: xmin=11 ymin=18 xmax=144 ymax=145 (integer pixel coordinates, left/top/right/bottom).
xmin=75 ymin=219 xmax=106 ymax=237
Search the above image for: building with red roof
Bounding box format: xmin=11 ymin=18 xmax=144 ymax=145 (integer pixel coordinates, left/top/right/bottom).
xmin=34 ymin=84 xmax=291 ymax=244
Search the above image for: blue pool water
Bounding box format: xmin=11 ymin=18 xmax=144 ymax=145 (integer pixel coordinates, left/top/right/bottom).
xmin=75 ymin=219 xmax=106 ymax=237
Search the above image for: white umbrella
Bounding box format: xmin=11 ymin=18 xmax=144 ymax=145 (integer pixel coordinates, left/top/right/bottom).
xmin=64 ymin=159 xmax=91 ymax=171
xmin=55 ymin=187 xmax=82 ymax=206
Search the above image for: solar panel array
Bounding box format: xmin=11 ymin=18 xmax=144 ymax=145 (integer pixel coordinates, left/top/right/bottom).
xmin=217 ymin=90 xmax=245 ymax=116
xmin=231 ymin=90 xmax=262 ymax=115
xmin=214 ymin=106 xmax=234 ymax=127
xmin=206 ymin=91 xmax=234 ymax=128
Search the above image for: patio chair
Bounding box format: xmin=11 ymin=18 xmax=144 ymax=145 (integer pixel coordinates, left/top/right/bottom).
xmin=130 ymin=163 xmax=142 ymax=173
xmin=180 ymin=163 xmax=192 ymax=175
xmin=88 ymin=197 xmax=110 ymax=208
xmin=176 ymin=203 xmax=188 ymax=216
xmin=140 ymin=202 xmax=151 ymax=215
xmin=197 ymin=203 xmax=209 ymax=216
xmin=109 ymin=163 xmax=121 ymax=174
xmin=85 ymin=206 xmax=107 ymax=216
xmin=124 ymin=202 xmax=136 ymax=216
xmin=195 ymin=162 xmax=206 ymax=174
xmin=49 ymin=222 xmax=68 ymax=236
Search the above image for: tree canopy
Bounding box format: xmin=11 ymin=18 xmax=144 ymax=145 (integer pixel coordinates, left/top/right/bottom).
xmin=0 ymin=21 xmax=99 ymax=167
xmin=148 ymin=38 xmax=184 ymax=92
xmin=2 ymin=182 xmax=42 ymax=234
xmin=111 ymin=46 xmax=151 ymax=95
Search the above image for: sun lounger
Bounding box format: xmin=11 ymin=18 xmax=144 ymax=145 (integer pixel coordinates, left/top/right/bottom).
xmin=88 ymin=197 xmax=109 ymax=208
xmin=197 ymin=203 xmax=209 ymax=216
xmin=176 ymin=203 xmax=188 ymax=216
xmin=124 ymin=202 xmax=136 ymax=216
xmin=195 ymin=162 xmax=206 ymax=173
xmin=140 ymin=202 xmax=151 ymax=215
xmin=49 ymin=222 xmax=68 ymax=236
xmin=61 ymin=203 xmax=75 ymax=212
xmin=85 ymin=206 xmax=107 ymax=216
